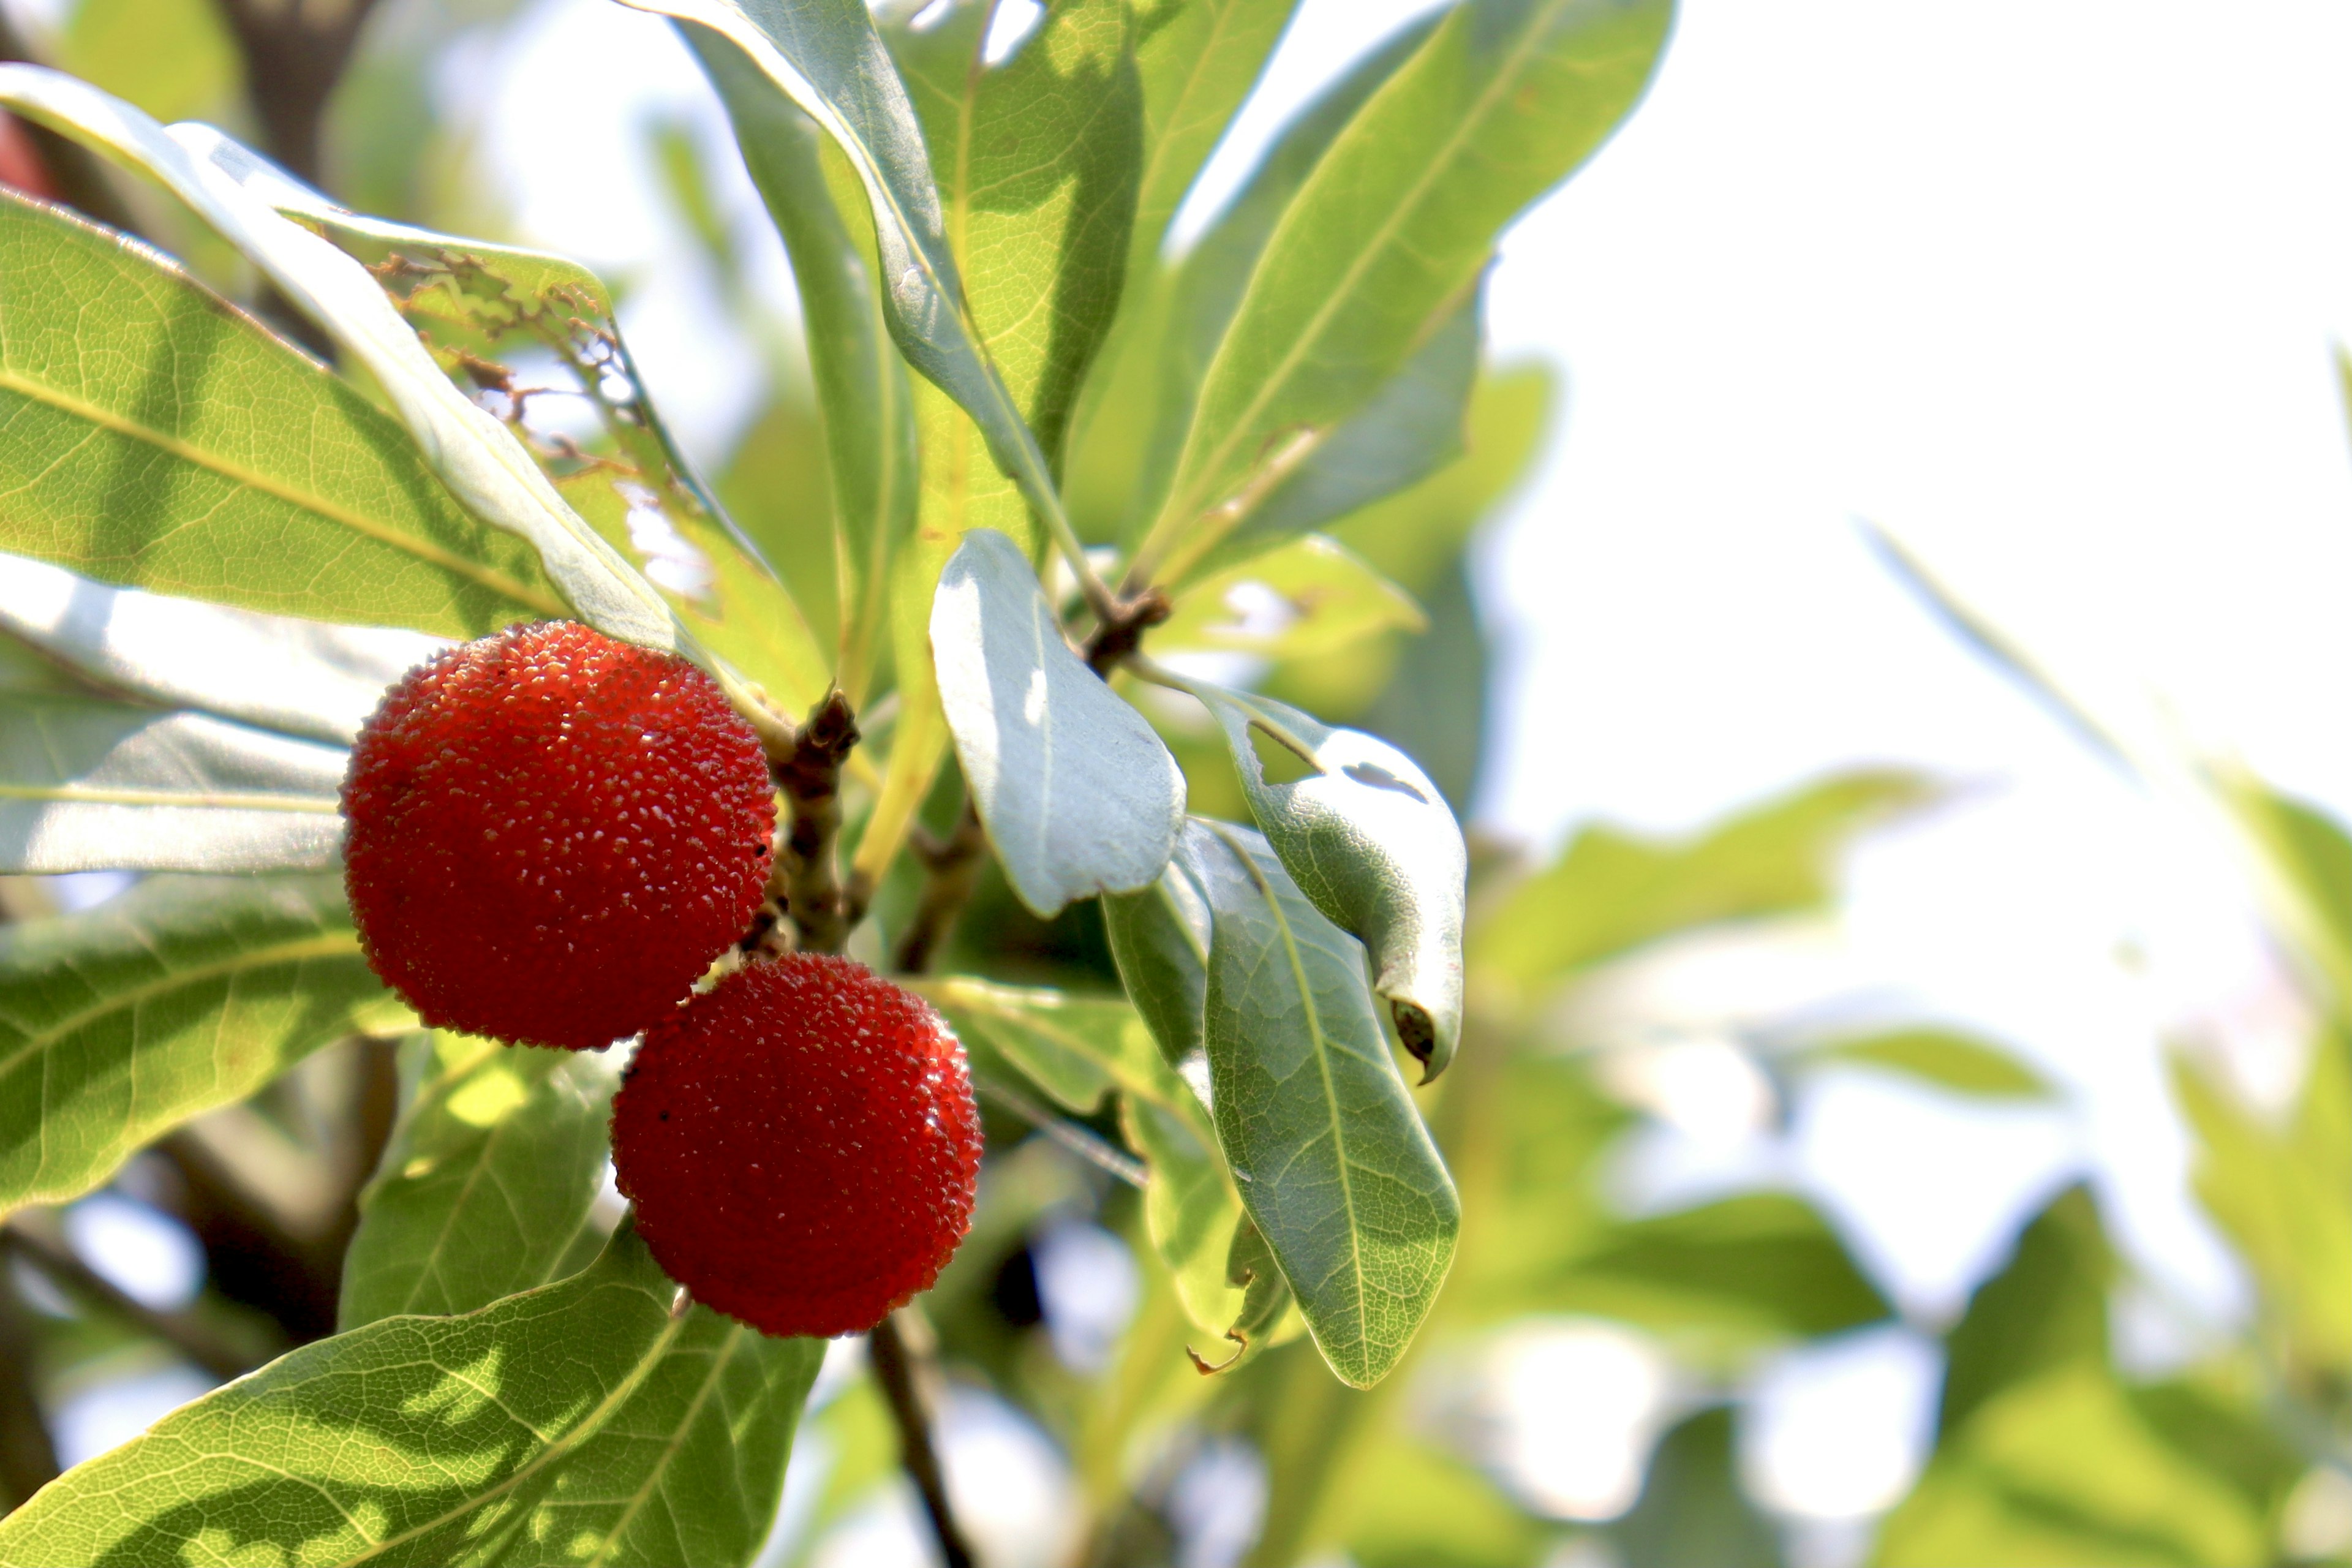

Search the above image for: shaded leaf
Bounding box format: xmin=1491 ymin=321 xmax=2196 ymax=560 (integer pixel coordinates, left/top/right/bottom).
xmin=1125 ymin=1088 xmax=1248 ymax=1340
xmin=0 ymin=874 xmax=405 ymax=1218
xmin=0 ymin=554 xmax=442 ymax=745
xmin=1104 ymin=822 xmax=1216 ymax=1100
xmin=0 ymin=187 xmax=560 ymax=638
xmin=1155 ymin=534 xmax=1425 ymax=663
xmin=1172 ymin=677 xmax=1466 ymax=1079
xmin=688 ymin=23 xmax=915 ymax=705
xmin=339 ymin=1033 xmax=620 ymax=1329
xmin=1802 ymin=1027 xmax=2054 ymax=1100
xmin=1473 ymin=770 xmax=1936 ymax=991
xmin=1192 ymin=818 xmax=1458 ymax=1387
xmin=1935 ymin=1184 xmax=2112 ymax=1439
xmin=1611 ymin=1406 xmax=1784 ymax=1568
xmin=0 ymin=1221 xmax=823 ymax=1567
xmin=1129 ymin=0 xmax=1671 ymax=584
xmin=0 ymin=692 xmax=347 ymax=873
xmin=932 ymin=529 xmax=1185 ymax=916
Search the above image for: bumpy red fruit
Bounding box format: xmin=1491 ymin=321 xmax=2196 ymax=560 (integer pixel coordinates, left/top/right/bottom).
xmin=341 ymin=620 xmax=775 ymax=1050
xmin=611 ymin=954 xmax=982 ymax=1338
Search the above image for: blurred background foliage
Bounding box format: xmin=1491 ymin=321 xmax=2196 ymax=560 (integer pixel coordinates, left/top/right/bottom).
xmin=0 ymin=1 xmax=2343 ymax=1565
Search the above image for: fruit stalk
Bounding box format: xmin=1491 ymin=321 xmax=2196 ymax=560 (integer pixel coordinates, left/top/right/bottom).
xmin=772 ymin=688 xmax=861 ymax=956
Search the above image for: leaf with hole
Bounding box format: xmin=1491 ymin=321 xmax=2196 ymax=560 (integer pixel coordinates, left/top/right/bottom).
xmin=339 ymin=1033 xmax=621 ymax=1330
xmin=1190 ymin=818 xmax=1458 ymax=1387
xmin=1173 ymin=679 xmax=1465 ymax=1080
xmin=0 ymin=692 xmax=349 ymax=873
xmin=931 ymin=529 xmax=1185 ymax=917
xmin=0 ymin=1221 xmax=823 ymax=1567
xmin=0 ymin=873 xmax=406 ymax=1219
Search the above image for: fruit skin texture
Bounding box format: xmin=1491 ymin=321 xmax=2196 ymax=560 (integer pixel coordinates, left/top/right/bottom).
xmin=341 ymin=620 xmax=775 ymax=1051
xmin=611 ymin=954 xmax=982 ymax=1338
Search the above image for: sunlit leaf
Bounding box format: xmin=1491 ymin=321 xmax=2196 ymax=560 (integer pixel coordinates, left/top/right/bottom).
xmin=339 ymin=1033 xmax=621 ymax=1329
xmin=932 ymin=529 xmax=1185 ymax=916
xmin=1801 ymin=1027 xmax=2054 ymax=1100
xmin=0 ymin=1222 xmax=823 ymax=1567
xmin=1191 ymin=818 xmax=1458 ymax=1387
xmin=1129 ymin=0 xmax=1670 ymax=584
xmin=0 ymin=692 xmax=347 ymax=873
xmin=0 ymin=874 xmax=405 ymax=1219
xmin=1473 ymin=771 xmax=1936 ymax=992
xmin=0 ymin=187 xmax=560 ymax=639
xmin=0 ymin=554 xmax=443 ymax=745
xmin=1155 ymin=535 xmax=1425 ymax=663
xmin=1171 ymin=678 xmax=1466 ymax=1079
xmin=1125 ymin=0 xmax=1290 ymax=273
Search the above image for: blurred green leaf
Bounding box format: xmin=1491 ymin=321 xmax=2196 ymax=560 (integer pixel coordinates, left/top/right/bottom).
xmin=1156 ymin=534 xmax=1426 ymax=663
xmin=1191 ymin=818 xmax=1459 ymax=1387
xmin=688 ymin=24 xmax=916 ymax=705
xmin=1473 ymin=771 xmax=1936 ymax=992
xmin=1170 ymin=679 xmax=1466 ymax=1078
xmin=0 ymin=1221 xmax=823 ymax=1567
xmin=1130 ymin=0 xmax=1670 ymax=585
xmin=1936 ymin=1184 xmax=2111 ymax=1439
xmin=0 ymin=188 xmax=560 ymax=638
xmin=1332 ymin=1432 xmax=1551 ymax=1568
xmin=1611 ymin=1406 xmax=1784 ymax=1568
xmin=1349 ymin=554 xmax=1489 ymax=816
xmin=339 ymin=1033 xmax=620 ymax=1329
xmin=932 ymin=530 xmax=1185 ymax=916
xmin=1802 ymin=1028 xmax=2054 ymax=1100
xmin=1126 ymin=1090 xmax=1249 ymax=1340
xmin=1510 ymin=1193 xmax=1892 ymax=1342
xmin=57 ymin=0 xmax=240 ymax=126
xmin=2171 ymin=1027 xmax=2352 ymax=1388
xmin=0 ymin=693 xmax=347 ymax=873
xmin=917 ymin=974 xmax=1164 ymax=1114
xmin=2215 ymin=778 xmax=2352 ymax=1013
xmin=0 ymin=875 xmax=406 ymax=1219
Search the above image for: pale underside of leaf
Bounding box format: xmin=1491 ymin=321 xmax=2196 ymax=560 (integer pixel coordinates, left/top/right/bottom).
xmin=931 ymin=529 xmax=1183 ymax=916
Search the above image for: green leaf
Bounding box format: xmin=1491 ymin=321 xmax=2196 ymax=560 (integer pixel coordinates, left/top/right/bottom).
xmin=1126 ymin=0 xmax=1291 ymax=274
xmin=1168 ymin=678 xmax=1466 ymax=1079
xmin=0 ymin=554 xmax=445 ymax=745
xmin=1155 ymin=534 xmax=1426 ymax=663
xmin=1472 ymin=770 xmax=1936 ymax=992
xmin=612 ymin=0 xmax=1093 ymax=575
xmin=1104 ymin=827 xmax=1216 ymax=1095
xmin=1185 ymin=292 xmax=1482 ymax=585
xmin=1611 ymin=1406 xmax=1785 ymax=1568
xmin=1512 ymin=1193 xmax=1892 ymax=1341
xmin=1126 ymin=1090 xmax=1251 ymax=1341
xmin=0 ymin=188 xmax=560 ymax=638
xmin=1801 ymin=1027 xmax=2054 ymax=1100
xmin=57 ymin=0 xmax=241 ymax=126
xmin=1129 ymin=0 xmax=1671 ymax=584
xmin=932 ymin=529 xmax=1185 ymax=916
xmin=1937 ymin=1184 xmax=2113 ymax=1438
xmin=0 ymin=692 xmax=347 ymax=872
xmin=0 ymin=874 xmax=405 ymax=1219
xmin=2171 ymin=1027 xmax=2352 ymax=1385
xmin=1191 ymin=818 xmax=1458 ymax=1387
xmin=0 ymin=1221 xmax=824 ymax=1568
xmin=687 ymin=23 xmax=916 ymax=706
xmin=339 ymin=1033 xmax=621 ymax=1330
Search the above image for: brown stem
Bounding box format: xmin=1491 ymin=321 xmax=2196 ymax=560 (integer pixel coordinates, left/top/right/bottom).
xmin=868 ymin=1311 xmax=974 ymax=1568
xmin=772 ymin=689 xmax=861 ymax=957
xmin=892 ymin=802 xmax=985 ymax=976
xmin=1 ymin=1221 xmax=255 ymax=1382
xmin=1082 ymin=587 xmax=1174 ymax=679
xmin=207 ymin=0 xmax=386 ymax=189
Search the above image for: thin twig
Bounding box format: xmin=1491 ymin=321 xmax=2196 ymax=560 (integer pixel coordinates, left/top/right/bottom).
xmin=1 ymin=1221 xmax=254 ymax=1382
xmin=971 ymin=1074 xmax=1147 ymax=1189
xmin=772 ymin=689 xmax=861 ymax=956
xmin=892 ymin=801 xmax=986 ymax=975
xmin=1080 ymin=586 xmax=1173 ymax=679
xmin=868 ymin=1311 xmax=975 ymax=1568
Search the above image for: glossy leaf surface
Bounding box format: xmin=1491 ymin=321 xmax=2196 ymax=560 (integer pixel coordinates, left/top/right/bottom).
xmin=0 ymin=1223 xmax=823 ymax=1567
xmin=0 ymin=874 xmax=405 ymax=1218
xmin=932 ymin=529 xmax=1184 ymax=916
xmin=0 ymin=693 xmax=347 ymax=872
xmin=0 ymin=187 xmax=560 ymax=638
xmin=1192 ymin=819 xmax=1458 ymax=1387
xmin=1176 ymin=679 xmax=1466 ymax=1079
xmin=339 ymin=1033 xmax=621 ymax=1329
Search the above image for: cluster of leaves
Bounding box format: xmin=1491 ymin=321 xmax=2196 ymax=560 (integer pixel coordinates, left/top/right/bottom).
xmin=0 ymin=1 xmax=2342 ymax=1565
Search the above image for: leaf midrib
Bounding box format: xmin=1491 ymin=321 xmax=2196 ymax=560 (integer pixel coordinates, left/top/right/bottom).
xmin=0 ymin=366 xmax=565 ymax=616
xmin=585 ymin=1324 xmax=749 ymax=1566
xmin=1161 ymin=0 xmax=1566 ymax=540
xmin=0 ymin=929 xmax=362 ymax=1087
xmin=0 ymin=783 xmax=341 ymax=812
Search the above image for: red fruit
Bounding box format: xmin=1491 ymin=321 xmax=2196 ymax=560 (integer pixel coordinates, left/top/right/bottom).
xmin=611 ymin=954 xmax=982 ymax=1338
xmin=342 ymin=620 xmax=775 ymax=1050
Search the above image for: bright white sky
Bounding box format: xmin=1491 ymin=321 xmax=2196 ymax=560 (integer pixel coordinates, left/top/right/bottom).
xmin=468 ymin=0 xmax=2352 ymax=1525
